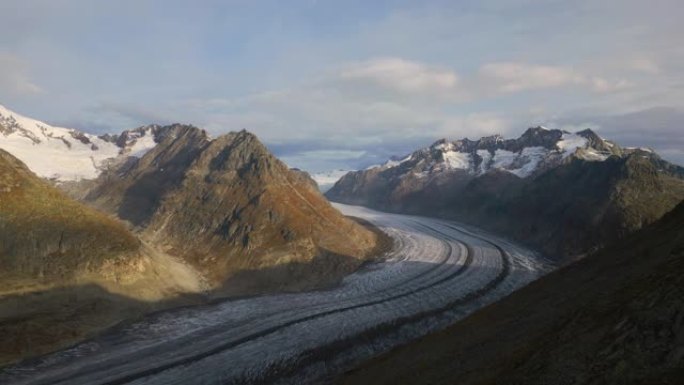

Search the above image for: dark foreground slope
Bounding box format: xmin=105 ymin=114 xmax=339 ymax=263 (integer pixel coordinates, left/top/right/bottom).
xmin=340 ymin=201 xmax=684 ymax=385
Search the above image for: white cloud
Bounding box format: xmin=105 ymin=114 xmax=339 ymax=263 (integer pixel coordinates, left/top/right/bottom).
xmin=478 ymin=62 xmax=632 ymax=94
xmin=339 ymin=57 xmax=459 ymax=94
xmin=479 ymin=62 xmax=581 ymax=92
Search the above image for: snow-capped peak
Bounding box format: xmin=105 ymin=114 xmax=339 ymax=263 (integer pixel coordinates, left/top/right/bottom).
xmin=0 ymin=104 xmax=161 ymax=181
xmin=364 ymin=126 xmax=621 ymax=181
xmin=556 ymin=132 xmax=588 ymax=158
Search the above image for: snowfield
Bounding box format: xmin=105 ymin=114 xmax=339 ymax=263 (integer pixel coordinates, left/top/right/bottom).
xmin=0 ymin=204 xmax=552 ymax=385
xmin=0 ymin=105 xmax=158 ymax=181
xmin=0 ymin=105 xmax=120 ymax=180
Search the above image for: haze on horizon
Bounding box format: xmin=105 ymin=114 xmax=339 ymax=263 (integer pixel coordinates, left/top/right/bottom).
xmin=1 ymin=0 xmax=682 ymax=172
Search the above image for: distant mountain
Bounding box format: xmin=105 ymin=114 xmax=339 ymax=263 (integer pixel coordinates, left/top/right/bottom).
xmin=340 ymin=200 xmax=684 ymax=385
xmin=311 ymin=169 xmax=353 ymax=192
xmin=85 ymin=125 xmax=380 ymax=287
xmin=0 ymin=104 xmax=161 ymax=181
xmin=327 ymin=127 xmax=684 ymax=259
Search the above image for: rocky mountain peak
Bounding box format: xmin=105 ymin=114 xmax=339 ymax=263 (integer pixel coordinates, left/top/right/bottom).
xmin=430 ymin=138 xmax=450 ymax=148
xmin=517 ymin=126 xmax=564 ymax=150
xmin=85 ymin=127 xmax=379 ymax=284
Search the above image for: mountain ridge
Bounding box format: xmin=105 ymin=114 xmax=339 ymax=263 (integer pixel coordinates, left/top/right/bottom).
xmin=327 ymin=126 xmax=684 ymax=259
xmin=84 ymin=125 xmax=380 ymax=286
xmin=0 ymin=104 xmax=163 ymax=181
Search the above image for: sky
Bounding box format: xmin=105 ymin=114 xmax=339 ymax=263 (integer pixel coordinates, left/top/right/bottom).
xmin=1 ymin=0 xmax=683 ymax=171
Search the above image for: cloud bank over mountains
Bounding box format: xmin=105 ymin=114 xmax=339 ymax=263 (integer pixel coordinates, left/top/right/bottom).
xmin=1 ymin=0 xmax=682 ymax=171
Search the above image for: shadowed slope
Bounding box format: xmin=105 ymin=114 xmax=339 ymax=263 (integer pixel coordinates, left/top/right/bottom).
xmin=340 ymin=200 xmax=684 ymax=385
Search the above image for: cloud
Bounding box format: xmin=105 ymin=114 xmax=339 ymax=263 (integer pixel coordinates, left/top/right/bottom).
xmin=1 ymin=0 xmax=680 ymax=173
xmin=339 ymin=57 xmax=459 ymax=94
xmin=627 ymin=57 xmax=661 ymax=74
xmin=0 ymin=53 xmax=44 ymax=95
xmin=479 ymin=62 xmax=581 ymax=92
xmin=478 ymin=62 xmax=632 ymax=94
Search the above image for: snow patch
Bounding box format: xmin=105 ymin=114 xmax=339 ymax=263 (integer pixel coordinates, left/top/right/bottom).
xmin=491 ymin=149 xmax=517 ymax=170
xmin=378 ymin=154 xmax=412 ymax=169
xmin=556 ymin=133 xmax=588 ymax=158
xmin=0 ymin=104 xmax=121 ymax=181
xmin=625 ymin=146 xmax=653 ymax=153
xmin=476 ymin=149 xmax=492 ymax=175
xmin=126 ymin=130 xmax=157 ymax=157
xmin=490 ymin=147 xmax=547 ymax=178
xmin=442 ymin=150 xmax=471 ymax=170
xmin=509 ymin=147 xmax=546 ymax=177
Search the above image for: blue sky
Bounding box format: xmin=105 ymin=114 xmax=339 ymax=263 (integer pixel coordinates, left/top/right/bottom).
xmin=1 ymin=0 xmax=683 ymax=171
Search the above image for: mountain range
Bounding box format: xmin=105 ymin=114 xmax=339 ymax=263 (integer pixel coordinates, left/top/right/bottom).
xmin=0 ymin=105 xmax=382 ymax=364
xmin=327 ymin=126 xmax=684 ymax=259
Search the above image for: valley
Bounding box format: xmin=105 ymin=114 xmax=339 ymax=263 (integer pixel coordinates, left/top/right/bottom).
xmin=2 ymin=3 xmax=682 ymax=383
xmin=0 ymin=204 xmax=549 ymax=384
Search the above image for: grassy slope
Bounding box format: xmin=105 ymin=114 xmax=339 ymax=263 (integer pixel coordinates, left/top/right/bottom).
xmin=0 ymin=150 xmax=207 ymax=366
xmin=0 ymin=149 xmax=140 ymax=284
xmin=341 ymin=200 xmax=684 ymax=385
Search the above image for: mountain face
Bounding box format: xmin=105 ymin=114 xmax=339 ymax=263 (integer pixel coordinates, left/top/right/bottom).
xmin=0 ymin=108 xmax=381 ymax=364
xmin=340 ymin=200 xmax=684 ymax=385
xmin=85 ymin=125 xmax=379 ymax=285
xmin=0 ymin=104 xmax=161 ymax=181
xmin=0 ymin=149 xmax=141 ymax=285
xmin=327 ymin=127 xmax=684 ymax=259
